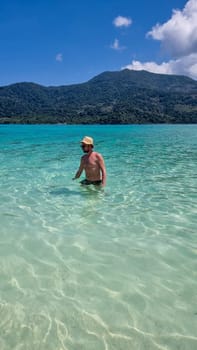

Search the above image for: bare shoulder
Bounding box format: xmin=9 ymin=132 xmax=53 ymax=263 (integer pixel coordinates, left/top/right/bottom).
xmin=95 ymin=152 xmax=104 ymax=161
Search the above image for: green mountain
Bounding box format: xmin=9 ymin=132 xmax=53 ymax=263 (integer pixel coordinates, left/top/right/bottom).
xmin=0 ymin=69 xmax=197 ymax=124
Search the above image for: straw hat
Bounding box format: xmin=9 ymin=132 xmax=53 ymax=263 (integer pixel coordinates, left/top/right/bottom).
xmin=80 ymin=136 xmax=94 ymax=145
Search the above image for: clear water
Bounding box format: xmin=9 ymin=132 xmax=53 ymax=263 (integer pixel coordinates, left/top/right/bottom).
xmin=0 ymin=124 xmax=197 ymax=350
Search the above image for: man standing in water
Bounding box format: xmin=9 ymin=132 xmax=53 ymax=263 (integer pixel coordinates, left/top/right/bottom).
xmin=73 ymin=136 xmax=106 ymax=186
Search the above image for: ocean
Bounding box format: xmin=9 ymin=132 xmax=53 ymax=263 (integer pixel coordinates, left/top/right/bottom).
xmin=0 ymin=124 xmax=197 ymax=350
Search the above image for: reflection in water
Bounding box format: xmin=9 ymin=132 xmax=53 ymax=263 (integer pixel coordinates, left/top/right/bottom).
xmin=49 ymin=187 xmax=81 ymax=196
xmin=50 ymin=185 xmax=105 ymax=197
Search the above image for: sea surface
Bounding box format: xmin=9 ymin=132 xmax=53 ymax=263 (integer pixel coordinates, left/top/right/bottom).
xmin=0 ymin=124 xmax=197 ymax=350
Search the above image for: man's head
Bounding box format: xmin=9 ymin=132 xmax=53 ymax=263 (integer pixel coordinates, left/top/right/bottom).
xmin=80 ymin=136 xmax=94 ymax=153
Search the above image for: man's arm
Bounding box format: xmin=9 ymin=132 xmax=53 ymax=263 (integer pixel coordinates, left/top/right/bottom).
xmin=97 ymin=153 xmax=106 ymax=186
xmin=72 ymin=158 xmax=84 ymax=180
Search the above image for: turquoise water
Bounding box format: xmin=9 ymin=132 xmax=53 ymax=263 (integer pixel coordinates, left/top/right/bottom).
xmin=0 ymin=124 xmax=197 ymax=350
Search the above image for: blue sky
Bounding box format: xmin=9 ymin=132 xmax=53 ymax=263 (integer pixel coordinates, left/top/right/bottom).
xmin=0 ymin=0 xmax=196 ymax=87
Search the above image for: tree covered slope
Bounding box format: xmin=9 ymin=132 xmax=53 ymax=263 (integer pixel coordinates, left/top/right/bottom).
xmin=0 ymin=69 xmax=197 ymax=124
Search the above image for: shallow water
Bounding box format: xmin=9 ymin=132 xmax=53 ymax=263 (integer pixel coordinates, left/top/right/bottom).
xmin=0 ymin=124 xmax=197 ymax=350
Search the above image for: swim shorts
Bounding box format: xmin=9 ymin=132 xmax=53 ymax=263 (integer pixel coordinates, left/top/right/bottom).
xmin=80 ymin=179 xmax=102 ymax=186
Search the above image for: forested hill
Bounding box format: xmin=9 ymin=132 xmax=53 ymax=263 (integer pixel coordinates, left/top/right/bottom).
xmin=0 ymin=69 xmax=197 ymax=124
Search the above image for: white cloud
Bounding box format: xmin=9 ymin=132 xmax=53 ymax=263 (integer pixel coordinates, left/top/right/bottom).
xmin=147 ymin=0 xmax=197 ymax=58
xmin=124 ymin=0 xmax=197 ymax=80
xmin=123 ymin=60 xmax=173 ymax=75
xmin=111 ymin=39 xmax=126 ymax=51
xmin=56 ymin=53 xmax=63 ymax=62
xmin=113 ymin=16 xmax=132 ymax=28
xmin=122 ymin=53 xmax=197 ymax=80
